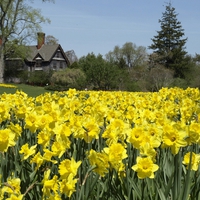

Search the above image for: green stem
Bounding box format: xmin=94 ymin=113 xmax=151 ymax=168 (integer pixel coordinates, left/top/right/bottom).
xmin=182 ymin=151 xmax=192 ymax=200
xmin=141 ymin=179 xmax=145 ymax=200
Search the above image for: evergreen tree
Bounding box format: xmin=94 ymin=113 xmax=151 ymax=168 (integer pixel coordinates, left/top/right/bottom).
xmin=149 ymin=3 xmax=188 ymax=78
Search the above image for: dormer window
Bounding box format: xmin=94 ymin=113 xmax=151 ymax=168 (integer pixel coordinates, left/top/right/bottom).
xmin=56 ymin=51 xmax=61 ymax=58
xmin=35 ymin=57 xmax=42 ymax=67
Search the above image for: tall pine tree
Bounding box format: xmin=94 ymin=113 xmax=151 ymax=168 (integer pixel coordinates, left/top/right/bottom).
xmin=149 ymin=3 xmax=188 ymax=78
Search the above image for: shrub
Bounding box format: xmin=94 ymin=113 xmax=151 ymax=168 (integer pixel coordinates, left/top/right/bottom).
xmin=28 ymin=70 xmax=52 ymax=86
xmin=49 ymin=68 xmax=86 ymax=90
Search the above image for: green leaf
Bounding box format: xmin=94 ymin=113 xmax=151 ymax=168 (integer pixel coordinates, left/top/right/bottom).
xmin=127 ymin=174 xmax=141 ymax=199
xmin=155 ymin=180 xmax=167 ymax=200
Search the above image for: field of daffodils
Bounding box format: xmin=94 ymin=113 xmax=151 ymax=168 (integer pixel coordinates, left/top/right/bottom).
xmin=0 ymin=87 xmax=200 ymax=200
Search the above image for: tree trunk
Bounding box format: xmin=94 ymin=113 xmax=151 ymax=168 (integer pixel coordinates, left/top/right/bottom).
xmin=0 ymin=46 xmax=4 ymax=83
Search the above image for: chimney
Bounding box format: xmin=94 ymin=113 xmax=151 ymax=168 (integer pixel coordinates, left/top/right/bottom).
xmin=37 ymin=32 xmax=45 ymax=49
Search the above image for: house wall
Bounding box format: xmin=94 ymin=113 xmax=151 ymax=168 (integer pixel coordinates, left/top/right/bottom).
xmin=50 ymin=60 xmax=67 ymax=71
xmin=25 ymin=60 xmax=67 ymax=72
xmin=49 ymin=49 xmax=68 ymax=71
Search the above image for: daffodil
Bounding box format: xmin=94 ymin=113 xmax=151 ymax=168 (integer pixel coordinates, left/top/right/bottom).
xmin=162 ymin=123 xmax=187 ymax=155
xmin=30 ymin=152 xmax=44 ymax=170
xmin=1 ymin=177 xmax=21 ymax=196
xmin=37 ymin=114 xmax=54 ymax=130
xmin=4 ymin=194 xmax=24 ymax=200
xmin=37 ymin=129 xmax=51 ymax=147
xmin=59 ymin=158 xmax=81 ymax=179
xmin=51 ymin=141 xmax=67 ymax=158
xmin=19 ymin=143 xmax=37 ymax=160
xmin=139 ymin=142 xmax=157 ymax=162
xmin=25 ymin=111 xmax=38 ymax=133
xmin=0 ymin=102 xmax=10 ymax=122
xmin=43 ymin=149 xmax=57 ymax=164
xmin=42 ymin=173 xmax=58 ymax=197
xmin=145 ymin=125 xmax=162 ymax=148
xmin=67 ymin=88 xmax=77 ymax=98
xmin=183 ymin=152 xmax=200 ymax=171
xmin=59 ymin=173 xmax=78 ymax=197
xmin=102 ymin=119 xmax=130 ymax=146
xmin=127 ymin=126 xmax=145 ymax=149
xmin=104 ymin=143 xmax=127 ymax=171
xmin=87 ymin=149 xmax=109 ymax=177
xmin=82 ymin=117 xmax=100 ymax=143
xmin=132 ymin=156 xmax=159 ymax=179
xmin=7 ymin=123 xmax=22 ymax=140
xmin=187 ymin=122 xmax=200 ymax=145
xmin=0 ymin=129 xmax=15 ymax=152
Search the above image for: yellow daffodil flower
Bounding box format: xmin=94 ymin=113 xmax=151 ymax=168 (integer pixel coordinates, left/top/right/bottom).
xmin=19 ymin=143 xmax=37 ymax=160
xmin=59 ymin=158 xmax=81 ymax=179
xmin=104 ymin=143 xmax=127 ymax=171
xmin=0 ymin=129 xmax=15 ymax=152
xmin=59 ymin=173 xmax=78 ymax=197
xmin=88 ymin=149 xmax=109 ymax=177
xmin=162 ymin=123 xmax=187 ymax=155
xmin=132 ymin=156 xmax=159 ymax=179
xmin=183 ymin=152 xmax=200 ymax=171
xmin=30 ymin=152 xmax=44 ymax=170
xmin=1 ymin=177 xmax=21 ymax=195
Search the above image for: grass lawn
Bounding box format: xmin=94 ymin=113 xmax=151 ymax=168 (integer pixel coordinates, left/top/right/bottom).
xmin=0 ymin=84 xmax=52 ymax=97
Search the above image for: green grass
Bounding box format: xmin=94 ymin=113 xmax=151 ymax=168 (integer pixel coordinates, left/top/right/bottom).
xmin=0 ymin=84 xmax=52 ymax=97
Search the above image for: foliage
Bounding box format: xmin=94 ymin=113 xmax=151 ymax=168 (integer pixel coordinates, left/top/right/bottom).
xmin=65 ymin=50 xmax=79 ymax=65
xmin=78 ymin=53 xmax=120 ymax=90
xmin=0 ymin=0 xmax=51 ymax=82
xmin=149 ymin=3 xmax=188 ymax=78
xmin=45 ymin=35 xmax=59 ymax=45
xmin=105 ymin=42 xmax=148 ymax=68
xmin=0 ymin=88 xmax=200 ymax=199
xmin=48 ymin=68 xmax=86 ymax=90
xmin=182 ymin=57 xmax=200 ymax=89
xmin=28 ymin=71 xmax=52 ymax=86
xmin=4 ymin=60 xmax=24 ymax=82
xmin=146 ymin=65 xmax=174 ymax=91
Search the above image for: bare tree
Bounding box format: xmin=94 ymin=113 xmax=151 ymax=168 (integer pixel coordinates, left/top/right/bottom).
xmin=65 ymin=50 xmax=78 ymax=65
xmin=146 ymin=65 xmax=174 ymax=91
xmin=45 ymin=35 xmax=59 ymax=45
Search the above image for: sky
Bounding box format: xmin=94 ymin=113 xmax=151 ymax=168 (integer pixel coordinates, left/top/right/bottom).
xmin=31 ymin=0 xmax=200 ymax=59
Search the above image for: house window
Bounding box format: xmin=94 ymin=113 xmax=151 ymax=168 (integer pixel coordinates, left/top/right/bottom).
xmin=35 ymin=57 xmax=42 ymax=70
xmin=60 ymin=62 xmax=63 ymax=69
xmin=52 ymin=61 xmax=57 ymax=70
xmin=36 ymin=61 xmax=41 ymax=68
xmin=55 ymin=51 xmax=61 ymax=58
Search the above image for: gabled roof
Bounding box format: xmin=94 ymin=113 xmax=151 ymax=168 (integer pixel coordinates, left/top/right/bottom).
xmin=25 ymin=44 xmax=70 ymax=65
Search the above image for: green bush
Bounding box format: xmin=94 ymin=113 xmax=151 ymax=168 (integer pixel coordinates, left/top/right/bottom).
xmin=48 ymin=68 xmax=86 ymax=91
xmin=28 ymin=71 xmax=52 ymax=86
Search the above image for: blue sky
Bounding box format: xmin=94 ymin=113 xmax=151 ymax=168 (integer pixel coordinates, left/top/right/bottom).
xmin=31 ymin=0 xmax=200 ymax=59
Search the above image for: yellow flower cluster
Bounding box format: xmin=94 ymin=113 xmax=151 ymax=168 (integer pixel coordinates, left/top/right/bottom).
xmin=0 ymin=87 xmax=200 ymax=199
xmin=0 ymin=84 xmax=17 ymax=88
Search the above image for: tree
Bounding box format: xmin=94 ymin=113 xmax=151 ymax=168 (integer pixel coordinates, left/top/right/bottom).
xmin=78 ymin=53 xmax=120 ymax=90
xmin=65 ymin=50 xmax=78 ymax=65
xmin=122 ymin=42 xmax=147 ymax=68
xmin=146 ymin=65 xmax=174 ymax=91
xmin=149 ymin=3 xmax=188 ymax=78
xmin=0 ymin=0 xmax=50 ymax=83
xmin=106 ymin=42 xmax=148 ymax=68
xmin=45 ymin=35 xmax=59 ymax=45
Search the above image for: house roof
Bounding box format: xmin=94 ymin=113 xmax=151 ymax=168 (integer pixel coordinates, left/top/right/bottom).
xmin=25 ymin=44 xmax=70 ymax=65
